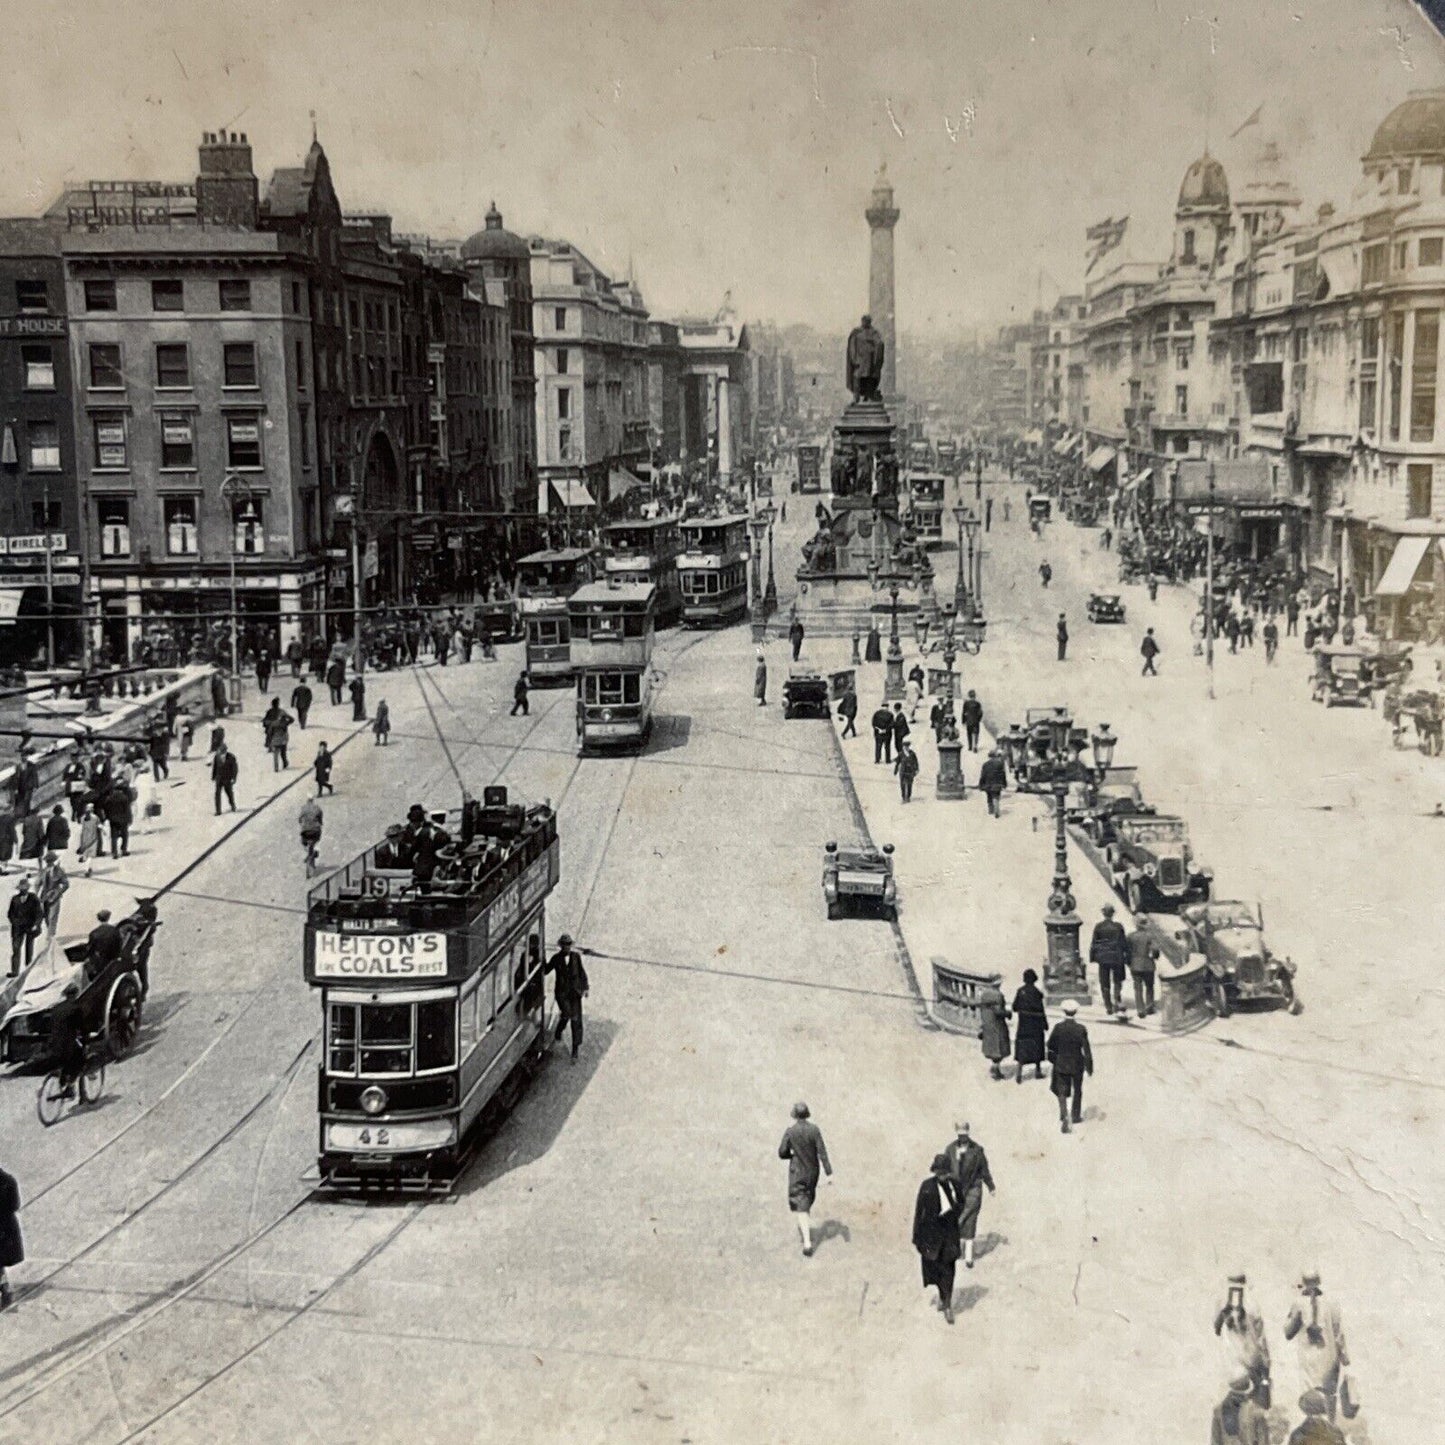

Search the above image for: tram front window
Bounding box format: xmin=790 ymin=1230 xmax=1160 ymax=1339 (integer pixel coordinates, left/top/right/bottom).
xmin=328 ymin=1003 xmax=357 ymax=1074
xmin=584 ymin=673 xmax=641 ymax=707
xmin=360 ymin=1002 xmax=412 ymax=1074
xmin=416 ymin=998 xmax=456 ymax=1071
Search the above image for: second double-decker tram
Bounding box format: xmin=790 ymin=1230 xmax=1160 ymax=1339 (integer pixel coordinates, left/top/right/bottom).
xmin=515 ymin=546 xmax=597 ymax=684
xmin=677 ymin=514 xmax=750 ymax=626
xmin=601 ymin=516 xmax=682 ymax=626
xmin=907 ymin=472 xmax=947 ymax=548
xmin=302 ymin=788 xmax=560 ymax=1193
xmin=569 ymin=579 xmax=657 ymax=752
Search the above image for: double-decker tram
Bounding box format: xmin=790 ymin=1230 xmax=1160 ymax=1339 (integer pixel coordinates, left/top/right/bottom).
xmin=677 ymin=514 xmax=750 ymax=626
xmin=569 ymin=579 xmax=657 ymax=752
xmin=601 ymin=516 xmax=682 ymax=625
xmin=907 ymin=472 xmax=947 ymax=548
xmin=302 ymin=787 xmax=560 ymax=1193
xmin=515 ymin=546 xmax=597 ymax=684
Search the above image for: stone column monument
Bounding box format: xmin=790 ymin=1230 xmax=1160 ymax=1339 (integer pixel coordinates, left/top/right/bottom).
xmin=866 ymin=165 xmax=899 ymax=401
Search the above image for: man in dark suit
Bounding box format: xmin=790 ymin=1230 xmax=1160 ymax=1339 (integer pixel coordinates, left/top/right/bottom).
xmin=290 ymin=679 xmax=313 ymax=730
xmin=545 ymin=932 xmax=589 ymax=1061
xmin=1088 ymin=903 xmax=1130 ymax=1015
xmin=960 ymin=690 xmax=984 ymax=752
xmin=871 ymin=704 xmax=894 ymax=764
xmin=890 ymin=703 xmax=911 ymax=757
xmin=1046 ymin=1000 xmax=1093 ymax=1133
xmin=211 ymin=743 xmax=239 ymax=814
xmin=86 ymin=909 xmax=124 ymax=980
xmin=912 ymin=1154 xmax=961 ymax=1323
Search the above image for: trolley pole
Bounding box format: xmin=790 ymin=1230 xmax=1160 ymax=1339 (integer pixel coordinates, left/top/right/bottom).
xmin=1205 ymin=461 xmax=1215 ymax=701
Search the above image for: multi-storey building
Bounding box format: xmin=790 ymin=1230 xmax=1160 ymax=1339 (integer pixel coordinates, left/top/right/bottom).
xmin=0 ymin=218 xmax=82 ymax=663
xmin=1037 ymin=294 xmax=1086 ymax=432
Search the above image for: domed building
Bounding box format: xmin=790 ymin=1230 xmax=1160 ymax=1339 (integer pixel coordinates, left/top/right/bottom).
xmin=1170 ymin=152 xmax=1230 ymax=272
xmin=1233 ymin=138 xmax=1301 ymax=251
xmin=1365 ymin=90 xmax=1445 ymax=175
xmin=461 ymin=204 xmax=536 ymax=506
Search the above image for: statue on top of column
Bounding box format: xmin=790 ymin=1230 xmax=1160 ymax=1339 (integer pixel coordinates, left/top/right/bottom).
xmin=846 ymin=314 xmax=885 ymax=402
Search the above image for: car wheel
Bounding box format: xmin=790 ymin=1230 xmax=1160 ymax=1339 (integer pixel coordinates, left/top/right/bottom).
xmin=1210 ymin=976 xmax=1232 ymax=1018
xmin=826 ymin=901 xmax=840 ymax=921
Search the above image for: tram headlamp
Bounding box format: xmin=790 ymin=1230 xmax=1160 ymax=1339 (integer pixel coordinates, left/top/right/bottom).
xmin=602 ymin=708 xmax=613 ymax=721
xmin=360 ymin=1085 xmax=388 ymax=1116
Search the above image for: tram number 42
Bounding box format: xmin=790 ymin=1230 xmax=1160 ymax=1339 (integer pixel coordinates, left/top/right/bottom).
xmin=357 ymin=1128 xmax=390 ymax=1146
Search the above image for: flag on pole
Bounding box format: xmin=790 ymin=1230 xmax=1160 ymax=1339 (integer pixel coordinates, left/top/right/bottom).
xmin=1230 ymin=105 xmax=1263 ymax=139
xmin=1085 ymin=217 xmax=1129 ymax=272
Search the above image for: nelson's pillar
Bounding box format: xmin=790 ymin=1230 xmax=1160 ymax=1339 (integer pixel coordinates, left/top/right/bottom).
xmin=866 ymin=164 xmax=899 ymax=401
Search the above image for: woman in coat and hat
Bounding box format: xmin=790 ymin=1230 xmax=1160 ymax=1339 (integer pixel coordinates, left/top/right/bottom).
xmin=0 ymin=1163 xmax=22 ymax=1310
xmin=1011 ymin=968 xmax=1048 ymax=1083
xmin=754 ymin=652 xmax=767 ymax=707
xmin=912 ymin=1154 xmax=961 ymax=1324
xmin=978 ymin=973 xmax=1011 ymax=1080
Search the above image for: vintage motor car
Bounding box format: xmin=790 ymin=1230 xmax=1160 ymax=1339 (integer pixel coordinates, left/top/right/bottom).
xmin=1310 ymin=646 xmax=1375 ymax=708
xmin=1073 ymin=765 xmax=1155 ymax=847
xmin=1086 ymin=591 xmax=1126 ymax=624
xmin=1105 ymin=814 xmax=1212 ymax=914
xmin=1361 ymin=640 xmax=1414 ymax=690
xmin=822 ymin=840 xmax=897 ymax=920
xmin=0 ymin=899 xmax=159 ymax=1065
xmin=1027 ymin=494 xmax=1052 ymax=524
xmin=1009 ymin=707 xmax=1089 ymax=792
xmin=783 ymin=665 xmax=831 ymax=720
xmin=1178 ymin=899 xmax=1300 ymax=1017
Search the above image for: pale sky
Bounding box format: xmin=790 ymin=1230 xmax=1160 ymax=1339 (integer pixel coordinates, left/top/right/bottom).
xmin=5 ymin=0 xmax=1443 ymax=335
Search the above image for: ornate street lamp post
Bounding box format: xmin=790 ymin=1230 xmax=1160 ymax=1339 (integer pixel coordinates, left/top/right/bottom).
xmin=761 ymin=500 xmax=778 ymax=616
xmin=748 ymin=510 xmax=769 ymax=642
xmin=1041 ymin=709 xmax=1089 ymax=1005
xmin=952 ymin=502 xmax=973 ymax=615
xmin=883 ymin=579 xmax=906 ymax=701
xmin=962 ymin=507 xmax=983 ymax=615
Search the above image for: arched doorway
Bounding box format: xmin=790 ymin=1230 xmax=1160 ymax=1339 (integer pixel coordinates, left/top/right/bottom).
xmin=360 ymin=429 xmax=403 ymax=604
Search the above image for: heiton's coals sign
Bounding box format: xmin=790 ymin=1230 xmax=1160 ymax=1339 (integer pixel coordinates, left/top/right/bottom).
xmin=310 ymin=930 xmax=448 ymax=980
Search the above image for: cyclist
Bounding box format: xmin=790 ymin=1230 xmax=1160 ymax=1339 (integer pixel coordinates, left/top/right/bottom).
xmin=48 ymin=983 xmax=87 ymax=1098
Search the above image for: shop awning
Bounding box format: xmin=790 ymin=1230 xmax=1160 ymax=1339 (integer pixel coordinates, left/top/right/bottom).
xmin=1085 ymin=446 xmax=1117 ymax=473
xmin=550 ymin=478 xmax=596 ymax=510
xmin=608 ymin=467 xmax=645 ymax=504
xmin=1373 ymin=535 xmax=1432 ymax=597
xmin=1052 ymin=433 xmax=1080 ymax=456
xmin=0 ymin=589 xmax=24 ymax=625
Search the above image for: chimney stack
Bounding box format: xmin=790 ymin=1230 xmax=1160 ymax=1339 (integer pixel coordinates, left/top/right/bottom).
xmin=196 ymin=129 xmax=258 ymax=228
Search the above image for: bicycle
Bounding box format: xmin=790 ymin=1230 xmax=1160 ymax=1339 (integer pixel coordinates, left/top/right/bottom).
xmin=37 ymin=1037 xmax=107 ymax=1127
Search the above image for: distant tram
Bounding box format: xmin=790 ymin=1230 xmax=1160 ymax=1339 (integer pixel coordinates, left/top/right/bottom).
xmin=907 ymin=473 xmax=947 ymax=548
xmin=677 ymin=514 xmax=750 ymax=626
xmin=602 ymin=517 xmax=681 ymax=625
xmin=515 ymin=546 xmax=597 ymax=684
xmin=569 ymin=579 xmax=657 ymax=752
xmin=303 ymin=788 xmax=560 ymax=1193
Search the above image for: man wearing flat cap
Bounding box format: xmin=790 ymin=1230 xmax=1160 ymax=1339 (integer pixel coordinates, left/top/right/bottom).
xmin=1287 ymin=1390 xmax=1345 ymax=1444
xmin=1046 ymin=999 xmax=1093 ymax=1133
xmin=1210 ymin=1372 xmax=1269 ymax=1444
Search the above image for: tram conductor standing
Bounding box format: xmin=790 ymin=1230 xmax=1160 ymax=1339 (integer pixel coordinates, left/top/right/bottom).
xmin=546 ymin=932 xmax=589 ymax=1062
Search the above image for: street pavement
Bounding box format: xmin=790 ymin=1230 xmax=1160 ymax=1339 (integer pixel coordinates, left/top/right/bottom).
xmin=0 ymin=490 xmax=1433 ymax=1444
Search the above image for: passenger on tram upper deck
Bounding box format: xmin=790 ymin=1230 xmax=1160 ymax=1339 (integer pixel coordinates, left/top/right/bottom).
xmin=373 ymin=824 xmax=410 ymax=870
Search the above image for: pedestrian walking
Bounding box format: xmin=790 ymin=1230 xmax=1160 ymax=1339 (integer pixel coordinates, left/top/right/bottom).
xmin=12 ymin=751 xmax=37 ymax=820
xmin=1287 ymin=1392 xmax=1346 ymax=1444
xmin=1046 ymin=999 xmax=1093 ymax=1134
xmin=984 ymin=496 xmax=993 ymax=531
xmin=255 ymin=647 xmax=272 ymax=696
xmin=76 ymin=805 xmax=102 ymax=876
xmin=872 ymin=703 xmax=894 ymax=763
xmin=1126 ymin=913 xmax=1158 ymax=1017
xmin=1211 ymin=1374 xmax=1270 ymax=1445
xmin=0 ymin=1165 xmax=22 ymax=1311
xmin=789 ymin=616 xmax=805 ymax=661
xmin=911 ymin=1155 xmax=963 ymax=1328
xmin=979 ymin=747 xmax=1007 ymax=817
xmin=961 ymin=690 xmax=983 ymax=752
xmin=977 ymin=975 xmax=1011 ymax=1079
xmin=1215 ymin=1272 xmax=1272 ymax=1408
xmin=148 ymin=720 xmax=171 ymax=780
xmin=753 ymin=653 xmax=767 ymax=707
xmin=286 ymin=636 xmax=304 ymax=679
xmin=894 ymin=740 xmax=919 ymax=802
xmin=263 ymin=700 xmax=293 ymax=771
xmin=778 ymin=1101 xmax=832 ymax=1257
xmin=18 ymin=809 xmax=43 ymax=861
xmin=44 ymin=805 xmax=70 ymax=855
xmin=1283 ymin=1271 xmax=1349 ymax=1421
xmin=545 ymin=931 xmax=589 ymax=1061
xmin=372 ymin=699 xmax=391 ymax=746
xmin=313 ymin=741 xmax=334 ymax=796
xmin=310 ymin=635 xmax=329 ymax=681
xmin=512 ymin=671 xmax=530 ymax=717
xmin=102 ymin=784 xmax=132 ymax=858
xmin=1011 ymin=968 xmax=1047 ymax=1081
xmin=290 ymin=679 xmax=313 ymax=729
xmin=1056 ymin=612 xmax=1069 ymax=662
xmin=1141 ymin=627 xmax=1160 ymax=676
xmin=64 ymin=756 xmax=88 ymax=822
xmin=299 ymin=797 xmax=324 ymax=877
xmin=1147 ymin=573 xmax=1159 ymax=603
xmin=7 ymin=879 xmax=41 ymax=975
xmin=38 ymin=854 xmax=68 ymax=939
xmin=943 ymin=1122 xmax=996 ymax=1269
xmin=1263 ymin=617 xmax=1279 ymax=664
xmin=211 ymin=743 xmax=238 ymax=814
xmin=1002 ymin=497 xmax=1011 ymax=522
xmin=1286 ymin=597 xmax=1300 ymax=637
xmin=326 ymin=656 xmax=346 ymax=706
xmin=1088 ymin=903 xmax=1129 ymax=1016
xmin=1101 ymin=525 xmax=1113 ymax=550
xmin=0 ymin=805 xmax=15 ymax=868
xmin=837 ymin=686 xmax=858 ymax=739
xmin=903 ymin=672 xmax=923 ymax=722
xmin=1039 ymin=561 xmax=1052 ymax=588
xmin=891 ymin=702 xmax=910 ymax=756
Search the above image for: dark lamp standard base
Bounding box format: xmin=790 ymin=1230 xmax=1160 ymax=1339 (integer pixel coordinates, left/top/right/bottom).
xmin=1043 ymin=910 xmax=1091 ymax=1004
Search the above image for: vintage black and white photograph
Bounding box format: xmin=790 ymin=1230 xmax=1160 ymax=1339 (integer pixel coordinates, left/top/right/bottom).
xmin=0 ymin=1 xmax=1440 ymax=1440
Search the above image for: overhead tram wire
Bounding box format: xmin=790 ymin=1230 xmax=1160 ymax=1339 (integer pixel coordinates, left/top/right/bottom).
xmin=410 ymin=661 xmax=467 ymax=800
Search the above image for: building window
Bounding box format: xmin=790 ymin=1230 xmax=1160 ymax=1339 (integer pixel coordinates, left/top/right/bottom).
xmin=15 ymin=279 xmax=47 ymax=313
xmin=226 ymin=414 xmax=262 ymax=469
xmin=295 ymin=339 xmax=307 ymax=388
xmin=558 ymin=424 xmax=572 ymax=461
xmin=1181 ymin=229 xmax=1195 ymax=265
xmin=155 ymin=343 xmax=190 ymax=389
xmin=1359 ymin=316 xmax=1380 ymax=431
xmin=1362 ymin=244 xmax=1387 ymax=286
xmin=83 ymin=279 xmax=116 ymax=311
xmin=555 ymin=306 xmax=567 ymax=331
xmin=232 ymin=496 xmax=264 ymax=554
xmin=88 ymin=343 xmax=123 ymax=390
xmin=1410 ymin=311 xmax=1439 ymax=443
xmin=31 ymin=499 xmax=61 ymax=531
xmin=557 ymin=387 xmax=571 ymax=420
xmin=1395 ymin=241 xmax=1410 ymax=272
xmin=92 ymin=414 xmax=127 ymax=469
xmin=219 ymin=278 xmax=252 ymax=311
xmin=223 ymin=341 xmax=258 ymax=388
xmin=1175 ymin=346 xmax=1189 ymax=371
xmin=98 ymin=498 xmax=130 ymax=557
xmin=152 ymin=279 xmax=183 ymax=312
xmin=1398 ymin=167 xmax=1413 ymax=195
xmin=27 ymin=420 xmax=60 ymax=471
xmin=1422 ymin=238 xmax=1444 ymax=268
xmin=557 ymin=347 xmax=569 ymax=374
xmin=291 ymin=281 xmax=302 ymax=313
xmin=159 ymin=412 xmax=195 ymax=469
xmin=299 ymin=405 xmax=312 ymax=467
xmin=1175 ymin=385 xmax=1188 ymax=416
xmin=1408 ymin=463 xmax=1433 ymax=519
xmin=22 ymin=344 xmax=54 ymax=390
xmin=1387 ymin=312 xmax=1407 ymax=441
xmin=163 ymin=497 xmax=198 ymax=555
